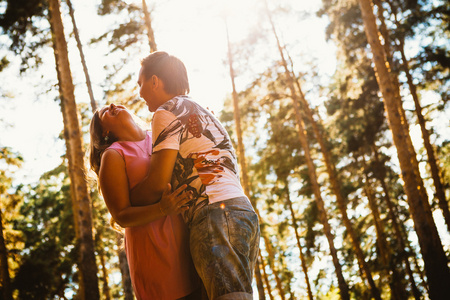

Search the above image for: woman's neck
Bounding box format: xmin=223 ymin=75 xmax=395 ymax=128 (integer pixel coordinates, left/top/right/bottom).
xmin=118 ymin=124 xmax=146 ymax=142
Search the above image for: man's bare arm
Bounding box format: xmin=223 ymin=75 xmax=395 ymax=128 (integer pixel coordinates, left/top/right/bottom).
xmin=129 ymin=149 xmax=178 ymax=206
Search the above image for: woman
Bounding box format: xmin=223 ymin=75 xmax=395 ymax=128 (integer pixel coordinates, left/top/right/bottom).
xmin=89 ymin=103 xmax=201 ymax=300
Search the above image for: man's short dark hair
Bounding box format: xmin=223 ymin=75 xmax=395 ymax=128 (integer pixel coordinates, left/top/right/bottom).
xmin=140 ymin=51 xmax=190 ymax=95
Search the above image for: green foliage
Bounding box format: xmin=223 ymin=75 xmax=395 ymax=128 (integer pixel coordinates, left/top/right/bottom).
xmin=437 ymin=140 xmax=450 ymax=193
xmin=12 ymin=238 xmax=75 ymax=299
xmin=12 ymin=162 xmax=78 ymax=299
xmin=92 ymin=0 xmax=150 ymax=115
xmin=0 ymin=0 xmax=49 ymax=71
xmin=0 ymin=146 xmax=25 ymax=290
xmin=387 ymin=0 xmax=449 ymax=105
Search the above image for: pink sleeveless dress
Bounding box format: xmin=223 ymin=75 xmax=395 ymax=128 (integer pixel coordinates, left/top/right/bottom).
xmin=108 ymin=131 xmax=199 ymax=299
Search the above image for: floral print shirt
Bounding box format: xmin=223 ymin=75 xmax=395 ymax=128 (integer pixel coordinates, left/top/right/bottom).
xmin=152 ymin=95 xmax=247 ymax=223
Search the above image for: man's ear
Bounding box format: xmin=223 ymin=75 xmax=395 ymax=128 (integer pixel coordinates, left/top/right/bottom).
xmin=152 ymin=75 xmax=159 ymax=87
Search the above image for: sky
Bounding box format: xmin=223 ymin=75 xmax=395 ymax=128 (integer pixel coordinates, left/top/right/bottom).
xmin=0 ymin=0 xmax=335 ymax=185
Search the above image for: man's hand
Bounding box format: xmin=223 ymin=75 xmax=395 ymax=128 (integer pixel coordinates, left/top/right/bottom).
xmin=158 ymin=183 xmax=192 ymax=216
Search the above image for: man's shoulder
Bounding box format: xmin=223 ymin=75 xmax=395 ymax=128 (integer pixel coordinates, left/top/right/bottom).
xmin=158 ymin=97 xmax=178 ymax=112
xmin=158 ymin=95 xmax=204 ymax=115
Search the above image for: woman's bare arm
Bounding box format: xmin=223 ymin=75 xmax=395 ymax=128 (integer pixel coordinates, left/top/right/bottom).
xmin=99 ymin=149 xmax=189 ymax=227
xmin=129 ymin=148 xmax=178 ymax=206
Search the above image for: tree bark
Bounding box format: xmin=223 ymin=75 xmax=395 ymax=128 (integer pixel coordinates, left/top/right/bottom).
xmin=283 ymin=180 xmax=313 ymax=300
xmin=48 ymin=0 xmax=100 ymax=299
xmin=97 ymin=236 xmax=111 ymax=300
xmin=289 ymin=29 xmax=384 ymax=300
xmin=254 ymin=257 xmax=266 ymax=300
xmin=0 ymin=209 xmax=12 ymax=300
xmin=66 ymin=0 xmax=98 ymax=112
xmin=263 ymin=2 xmax=354 ymax=299
xmin=398 ymin=40 xmax=450 ymax=232
xmin=371 ymin=145 xmax=422 ymax=300
xmin=225 ymin=19 xmax=251 ymax=201
xmin=294 ymin=72 xmax=381 ymax=299
xmin=374 ymin=0 xmax=450 ymax=234
xmin=259 ymin=222 xmax=285 ymax=300
xmin=225 ymin=18 xmax=266 ymax=297
xmin=259 ymin=251 xmax=275 ymax=300
xmin=117 ymin=234 xmax=134 ymax=300
xmin=360 ymin=156 xmax=408 ymax=300
xmin=141 ymin=0 xmax=157 ymax=52
xmin=357 ymin=0 xmax=450 ymax=297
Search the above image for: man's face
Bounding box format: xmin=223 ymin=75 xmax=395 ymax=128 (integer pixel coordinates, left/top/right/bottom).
xmin=138 ymin=67 xmax=157 ymax=112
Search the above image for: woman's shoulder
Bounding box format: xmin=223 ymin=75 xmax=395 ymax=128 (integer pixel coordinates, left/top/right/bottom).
xmin=104 ymin=143 xmax=126 ymax=161
xmin=108 ymin=141 xmax=126 ymax=151
xmin=107 ymin=131 xmax=151 ymax=155
xmin=103 ymin=146 xmax=124 ymax=158
xmin=99 ymin=147 xmax=126 ymax=172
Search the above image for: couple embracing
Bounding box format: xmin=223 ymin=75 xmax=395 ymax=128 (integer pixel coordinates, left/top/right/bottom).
xmin=89 ymin=51 xmax=260 ymax=300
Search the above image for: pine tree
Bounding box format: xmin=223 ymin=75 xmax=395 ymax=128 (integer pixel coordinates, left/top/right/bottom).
xmin=373 ymin=0 xmax=450 ymax=233
xmin=1 ymin=0 xmax=100 ymax=297
xmin=357 ymin=0 xmax=450 ymax=297
xmin=141 ymin=0 xmax=157 ymax=52
xmin=48 ymin=0 xmax=99 ymax=297
xmin=66 ymin=0 xmax=98 ymax=112
xmin=0 ymin=147 xmax=22 ymax=300
xmin=224 ymin=18 xmax=266 ymax=299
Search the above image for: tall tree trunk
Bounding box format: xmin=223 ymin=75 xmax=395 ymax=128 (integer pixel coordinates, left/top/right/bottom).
xmin=225 ymin=18 xmax=265 ymax=296
xmin=398 ymin=38 xmax=450 ymax=232
xmin=289 ymin=73 xmax=350 ymax=300
xmin=254 ymin=258 xmax=266 ymax=300
xmin=99 ymin=252 xmax=111 ymax=300
xmin=259 ymin=251 xmax=275 ymax=300
xmin=373 ymin=0 xmax=450 ymax=235
xmin=289 ymin=25 xmax=383 ymax=300
xmin=0 ymin=209 xmax=12 ymax=300
xmin=97 ymin=236 xmax=111 ymax=300
xmin=404 ymin=231 xmax=430 ymax=295
xmin=141 ymin=0 xmax=157 ymax=52
xmin=225 ymin=19 xmax=251 ymax=201
xmin=259 ymin=222 xmax=286 ymax=300
xmin=283 ymin=179 xmax=313 ymax=300
xmin=371 ymin=145 xmax=422 ymax=300
xmin=48 ymin=1 xmax=100 ymax=299
xmin=371 ymin=0 xmax=429 ymax=213
xmin=357 ymin=0 xmax=450 ymax=297
xmin=294 ymin=68 xmax=381 ymax=299
xmin=117 ymin=234 xmax=134 ymax=300
xmin=360 ymin=156 xmax=408 ymax=300
xmin=264 ymin=2 xmax=355 ymax=300
xmin=66 ymin=0 xmax=97 ymax=112
xmin=278 ymin=253 xmax=294 ymax=300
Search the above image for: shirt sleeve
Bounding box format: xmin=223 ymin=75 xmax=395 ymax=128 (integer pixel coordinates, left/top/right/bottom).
xmin=151 ymin=109 xmax=181 ymax=153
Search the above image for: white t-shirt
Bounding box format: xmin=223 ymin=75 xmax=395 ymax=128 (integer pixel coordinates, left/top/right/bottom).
xmin=152 ymin=95 xmax=247 ymax=221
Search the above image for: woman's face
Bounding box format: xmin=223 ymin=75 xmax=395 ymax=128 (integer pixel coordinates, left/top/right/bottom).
xmin=98 ymin=103 xmax=129 ymax=134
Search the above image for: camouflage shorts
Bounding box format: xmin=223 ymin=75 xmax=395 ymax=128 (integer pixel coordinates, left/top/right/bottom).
xmin=189 ymin=197 xmax=260 ymax=300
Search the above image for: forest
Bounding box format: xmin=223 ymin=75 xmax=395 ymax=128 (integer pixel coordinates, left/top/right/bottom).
xmin=0 ymin=0 xmax=449 ymax=299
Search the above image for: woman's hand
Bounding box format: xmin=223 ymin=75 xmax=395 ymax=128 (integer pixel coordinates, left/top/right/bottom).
xmin=158 ymin=183 xmax=192 ymax=216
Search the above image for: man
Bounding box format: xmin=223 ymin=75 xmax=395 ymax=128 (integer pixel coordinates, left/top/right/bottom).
xmin=131 ymin=51 xmax=260 ymax=300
